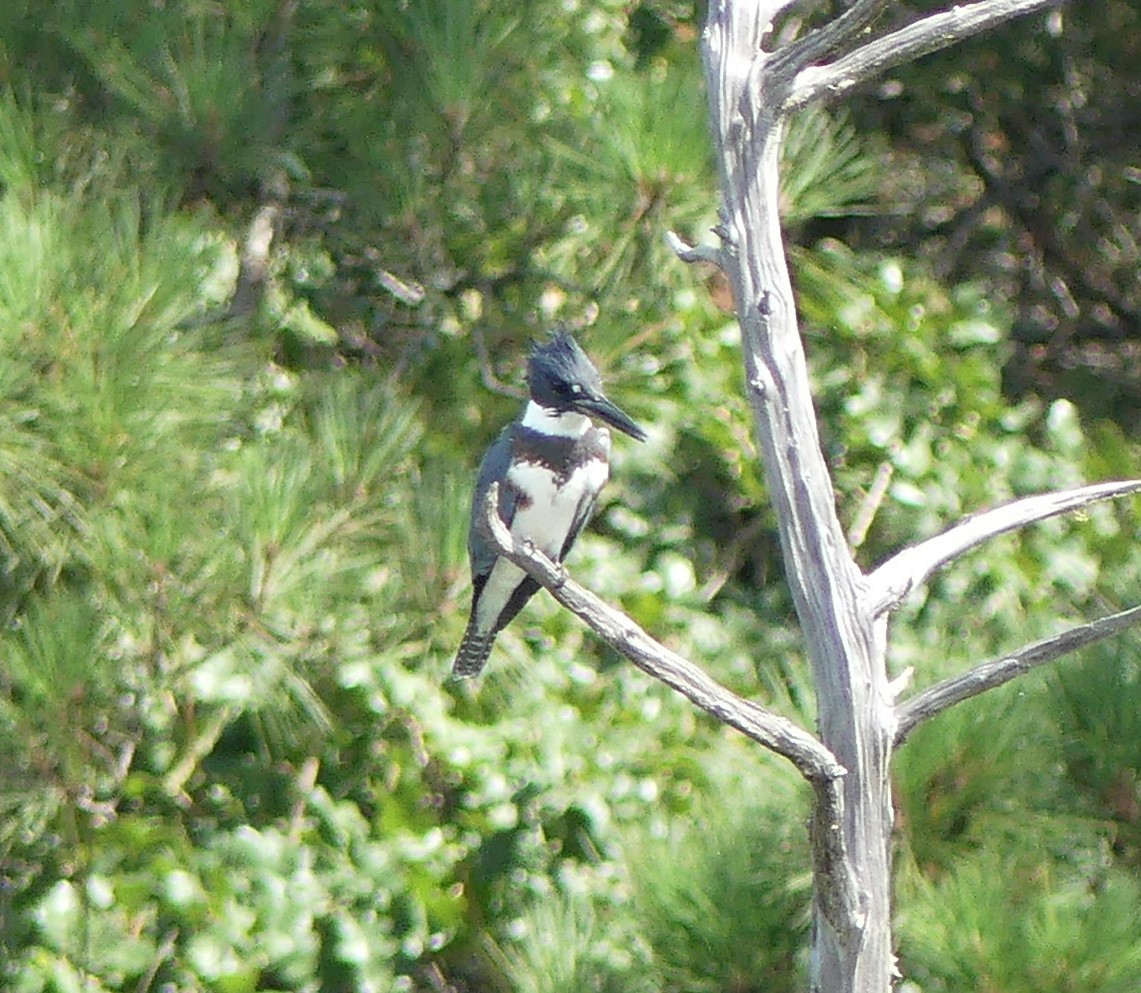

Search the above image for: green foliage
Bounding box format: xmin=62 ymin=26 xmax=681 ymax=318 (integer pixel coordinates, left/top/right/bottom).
xmin=781 ymin=109 xmax=880 ymax=227
xmin=839 ymin=2 xmax=1141 ymax=428
xmin=496 ymin=893 xmax=654 ymax=993
xmin=1053 ymin=645 xmax=1141 ymax=866
xmin=894 ymin=678 xmax=1102 ymax=877
xmin=382 ymin=0 xmax=531 ymax=131
xmin=493 ymin=754 xmax=811 ymax=993
xmin=628 ymin=759 xmax=812 ymax=993
xmin=0 ymin=594 xmax=118 ymax=851
xmin=67 ymin=1 xmax=290 ymax=197
xmin=898 ymin=852 xmax=1141 ymax=993
xmin=796 ymin=243 xmax=1135 ymax=674
xmin=13 ymin=816 xmax=401 ymax=993
xmin=0 ymin=3 xmax=1139 ymax=992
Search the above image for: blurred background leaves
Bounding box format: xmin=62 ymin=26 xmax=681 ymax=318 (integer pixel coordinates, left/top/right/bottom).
xmin=0 ymin=1 xmax=1139 ymax=991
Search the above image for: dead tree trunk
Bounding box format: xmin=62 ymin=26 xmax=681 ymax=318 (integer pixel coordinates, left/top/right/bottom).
xmin=481 ymin=2 xmax=1141 ymax=990
xmin=696 ymin=1 xmax=1103 ymax=988
xmin=700 ymin=5 xmax=896 ymax=987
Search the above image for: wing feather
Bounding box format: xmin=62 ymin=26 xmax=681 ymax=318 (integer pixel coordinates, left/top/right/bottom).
xmin=558 ymin=426 xmax=610 ymax=560
xmin=468 ymin=424 xmax=519 ymax=598
xmin=558 ymin=491 xmax=599 ymax=561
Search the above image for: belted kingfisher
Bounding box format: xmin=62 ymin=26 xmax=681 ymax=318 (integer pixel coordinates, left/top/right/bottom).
xmin=452 ymin=330 xmax=646 ymax=678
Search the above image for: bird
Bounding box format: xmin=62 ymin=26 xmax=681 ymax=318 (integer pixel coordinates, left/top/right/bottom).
xmin=452 ymin=330 xmax=646 ymax=678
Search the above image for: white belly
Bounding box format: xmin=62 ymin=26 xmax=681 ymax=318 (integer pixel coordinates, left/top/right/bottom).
xmin=507 ymin=459 xmax=609 ymax=557
xmin=474 ymin=458 xmax=609 ymax=631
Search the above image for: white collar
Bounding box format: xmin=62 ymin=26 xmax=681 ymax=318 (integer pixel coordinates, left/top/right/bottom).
xmin=520 ymin=400 xmax=590 ymax=438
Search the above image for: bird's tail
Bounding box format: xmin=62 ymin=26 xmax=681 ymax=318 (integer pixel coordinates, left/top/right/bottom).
xmin=451 ymin=620 xmax=497 ymax=678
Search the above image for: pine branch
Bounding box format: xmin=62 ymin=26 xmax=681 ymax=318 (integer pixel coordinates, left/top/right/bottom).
xmin=894 ymin=603 xmax=1141 ymax=746
xmin=783 ymin=0 xmax=1064 ymax=113
xmin=866 ymin=479 xmax=1141 ymax=616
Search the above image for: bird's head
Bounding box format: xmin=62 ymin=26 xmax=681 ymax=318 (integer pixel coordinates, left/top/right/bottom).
xmin=527 ymin=330 xmax=646 ymax=441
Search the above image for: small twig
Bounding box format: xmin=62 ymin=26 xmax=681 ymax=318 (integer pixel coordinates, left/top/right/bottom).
xmin=227 ymin=201 xmax=282 ymax=319
xmin=472 ymin=326 xmax=527 ymax=400
xmin=666 ymin=230 xmax=726 ymax=267
xmin=847 ymin=460 xmax=893 ymax=549
xmin=867 ymin=479 xmax=1141 ymax=616
xmin=135 ymin=928 xmax=179 ymax=993
xmin=163 ymin=705 xmax=238 ymax=798
xmin=377 ymin=269 xmax=426 ymax=305
xmin=224 ymin=0 xmax=296 ymax=321
xmin=420 ymin=963 xmax=457 ymax=993
xmin=784 ymin=0 xmax=1064 ymax=113
xmin=288 ymin=756 xmax=320 ymax=842
xmin=886 ymin=665 xmax=915 ymax=701
xmin=698 ymin=513 xmax=770 ymax=602
xmin=894 ymin=603 xmax=1141 ymax=747
xmin=477 ymin=483 xmax=844 ymax=783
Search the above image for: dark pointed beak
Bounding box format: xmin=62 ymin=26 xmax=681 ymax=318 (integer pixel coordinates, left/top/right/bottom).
xmin=578 ymin=392 xmax=647 ymax=441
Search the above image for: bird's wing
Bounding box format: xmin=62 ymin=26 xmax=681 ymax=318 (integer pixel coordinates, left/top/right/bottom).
xmin=557 ymin=490 xmax=600 ymax=561
xmin=468 ymin=424 xmax=519 ymax=597
xmin=557 ymin=427 xmax=612 ymax=561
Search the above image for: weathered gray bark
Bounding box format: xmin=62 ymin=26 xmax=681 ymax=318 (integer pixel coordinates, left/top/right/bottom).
xmin=478 ymin=2 xmax=1141 ymax=990
xmin=695 ymin=2 xmax=1077 ymax=988
xmin=700 ymin=5 xmax=892 ymax=986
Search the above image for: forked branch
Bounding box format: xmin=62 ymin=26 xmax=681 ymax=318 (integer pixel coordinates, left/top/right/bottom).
xmin=895 ymin=603 xmax=1141 ymax=746
xmin=784 ymin=0 xmax=1064 ymax=113
xmin=867 ymin=479 xmax=1141 ymax=616
xmin=478 ymin=484 xmax=863 ymax=934
xmin=477 ymin=484 xmax=843 ymax=781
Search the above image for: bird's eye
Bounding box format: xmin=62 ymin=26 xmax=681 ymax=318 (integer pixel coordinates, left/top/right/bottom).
xmin=570 ymin=383 xmax=582 ymax=395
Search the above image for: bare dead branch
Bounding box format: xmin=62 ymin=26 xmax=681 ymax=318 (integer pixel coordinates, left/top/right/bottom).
xmin=784 ymin=0 xmax=1064 ymax=113
xmin=867 ymin=479 xmax=1141 ymax=616
xmin=894 ymin=603 xmax=1141 ymax=746
xmin=477 ymin=482 xmax=863 ymax=933
xmin=666 ymin=230 xmax=725 ymax=268
xmin=696 ymin=0 xmax=1093 ymax=985
xmin=377 ymin=269 xmax=426 ymax=306
xmin=847 ymin=460 xmax=893 ymax=550
xmin=705 ymin=1 xmax=898 ymax=973
xmin=477 ymin=483 xmax=844 ymax=782
xmin=472 ymin=326 xmax=527 ymax=400
xmin=772 ymin=0 xmax=889 ymax=78
xmin=227 ymin=202 xmax=282 ymax=320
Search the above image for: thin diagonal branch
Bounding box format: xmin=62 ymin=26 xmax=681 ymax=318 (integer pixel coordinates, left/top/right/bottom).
xmin=784 ymin=0 xmax=1064 ymax=113
xmin=772 ymin=0 xmax=889 ymax=78
xmin=477 ymin=483 xmax=842 ymax=782
xmin=867 ymin=479 xmax=1141 ymax=616
xmin=478 ymin=483 xmax=862 ymax=933
xmin=894 ymin=603 xmax=1141 ymax=747
xmin=847 ymin=460 xmax=893 ymax=549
